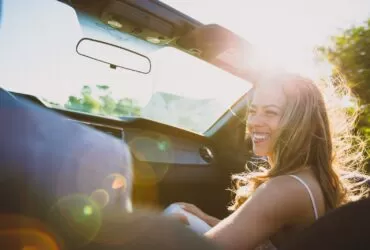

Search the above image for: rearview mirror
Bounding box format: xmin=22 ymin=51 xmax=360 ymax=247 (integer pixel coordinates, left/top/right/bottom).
xmin=76 ymin=38 xmax=151 ymax=74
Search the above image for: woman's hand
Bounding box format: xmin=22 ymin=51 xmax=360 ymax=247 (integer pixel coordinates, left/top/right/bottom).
xmin=176 ymin=202 xmax=220 ymax=227
xmin=177 ymin=202 xmax=207 ymax=219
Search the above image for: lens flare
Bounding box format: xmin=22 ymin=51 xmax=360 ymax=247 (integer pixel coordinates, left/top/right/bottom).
xmin=157 ymin=140 xmax=169 ymax=152
xmin=128 ymin=135 xmax=173 ymax=185
xmin=83 ymin=205 xmax=93 ymax=215
xmin=112 ymin=175 xmax=127 ymax=190
xmin=90 ymin=189 xmax=110 ymax=209
xmin=127 ymin=134 xmax=176 ymax=207
xmin=0 ymin=214 xmax=59 ymax=250
xmin=0 ymin=230 xmax=59 ymax=250
xmin=102 ymin=173 xmax=127 ymax=191
xmin=48 ymin=194 xmax=102 ymax=247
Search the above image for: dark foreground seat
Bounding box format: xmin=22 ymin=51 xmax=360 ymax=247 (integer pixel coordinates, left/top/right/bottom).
xmin=281 ymin=197 xmax=370 ymax=250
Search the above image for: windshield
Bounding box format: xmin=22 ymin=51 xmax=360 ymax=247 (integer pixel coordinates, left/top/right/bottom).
xmin=0 ymin=0 xmax=252 ymax=134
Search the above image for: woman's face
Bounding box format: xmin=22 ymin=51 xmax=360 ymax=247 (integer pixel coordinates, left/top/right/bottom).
xmin=247 ymin=83 xmax=287 ymax=157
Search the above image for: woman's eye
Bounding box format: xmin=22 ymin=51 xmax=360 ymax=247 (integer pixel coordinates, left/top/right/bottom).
xmin=266 ymin=111 xmax=277 ymax=116
xmin=249 ymin=110 xmax=256 ymax=115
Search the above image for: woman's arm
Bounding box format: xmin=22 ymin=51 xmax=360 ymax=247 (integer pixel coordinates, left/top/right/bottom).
xmin=205 ymin=176 xmax=312 ymax=250
xmin=203 ymin=214 xmax=221 ymax=227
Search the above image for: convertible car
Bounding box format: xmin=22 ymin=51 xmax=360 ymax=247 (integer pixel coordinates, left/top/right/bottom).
xmin=0 ymin=0 xmax=259 ymax=221
xmin=3 ymin=1 xmax=370 ymax=250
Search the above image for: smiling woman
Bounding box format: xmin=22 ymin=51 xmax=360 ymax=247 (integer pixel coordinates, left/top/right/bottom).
xmin=250 ymin=73 xmax=366 ymax=197
xmin=174 ymin=72 xmax=369 ymax=250
xmin=219 ymin=73 xmax=368 ymax=249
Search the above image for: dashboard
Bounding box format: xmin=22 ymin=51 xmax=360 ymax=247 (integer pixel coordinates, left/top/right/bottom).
xmin=12 ymin=92 xmax=216 ymax=167
xmin=8 ymin=90 xmax=238 ymax=217
xmin=76 ymin=120 xmax=214 ymax=166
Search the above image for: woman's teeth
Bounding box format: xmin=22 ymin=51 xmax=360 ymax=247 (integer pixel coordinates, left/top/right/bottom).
xmin=253 ymin=133 xmax=269 ymax=142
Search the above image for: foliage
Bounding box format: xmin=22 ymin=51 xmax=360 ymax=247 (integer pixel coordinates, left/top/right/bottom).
xmin=65 ymin=85 xmax=141 ymax=117
xmin=319 ymin=18 xmax=370 ymax=165
xmin=319 ymin=20 xmax=370 ymax=100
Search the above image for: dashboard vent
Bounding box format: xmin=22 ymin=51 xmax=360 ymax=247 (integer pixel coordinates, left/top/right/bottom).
xmin=199 ymin=145 xmax=214 ymax=163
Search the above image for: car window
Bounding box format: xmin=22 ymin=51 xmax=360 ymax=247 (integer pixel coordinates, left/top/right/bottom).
xmin=0 ymin=0 xmax=252 ymax=134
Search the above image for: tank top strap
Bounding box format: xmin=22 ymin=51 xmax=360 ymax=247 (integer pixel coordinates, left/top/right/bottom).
xmin=288 ymin=175 xmax=319 ymax=220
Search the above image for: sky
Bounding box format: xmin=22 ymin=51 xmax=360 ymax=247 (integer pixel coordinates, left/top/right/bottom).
xmin=162 ymin=0 xmax=370 ymax=77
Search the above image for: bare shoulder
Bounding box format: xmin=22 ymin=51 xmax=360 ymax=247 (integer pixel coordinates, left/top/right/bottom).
xmin=249 ymin=175 xmax=315 ymax=224
xmin=254 ymin=175 xmax=310 ymax=198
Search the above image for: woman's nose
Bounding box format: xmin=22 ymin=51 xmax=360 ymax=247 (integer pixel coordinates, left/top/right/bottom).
xmin=248 ymin=114 xmax=264 ymax=127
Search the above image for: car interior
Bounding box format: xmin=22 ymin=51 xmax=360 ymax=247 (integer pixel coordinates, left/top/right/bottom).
xmin=0 ymin=0 xmax=261 ymax=221
xmin=3 ymin=1 xmax=370 ymax=249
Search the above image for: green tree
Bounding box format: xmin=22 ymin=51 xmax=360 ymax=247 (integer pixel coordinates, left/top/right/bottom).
xmin=115 ymin=98 xmax=141 ymax=116
xmin=96 ymin=85 xmax=117 ymax=115
xmin=319 ymin=18 xmax=370 ymax=165
xmin=65 ymin=85 xmax=101 ymax=113
xmin=65 ymin=85 xmax=141 ymax=117
xmin=319 ymin=19 xmax=370 ymax=102
xmin=100 ymin=94 xmax=116 ymax=115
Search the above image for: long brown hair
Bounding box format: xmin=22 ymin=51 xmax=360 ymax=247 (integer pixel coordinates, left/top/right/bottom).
xmin=229 ymin=73 xmax=368 ymax=211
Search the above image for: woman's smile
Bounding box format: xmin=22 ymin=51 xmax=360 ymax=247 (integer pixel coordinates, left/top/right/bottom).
xmin=252 ymin=132 xmax=271 ymax=144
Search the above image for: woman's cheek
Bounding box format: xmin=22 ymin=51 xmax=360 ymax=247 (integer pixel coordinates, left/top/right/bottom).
xmin=272 ymin=117 xmax=283 ymax=131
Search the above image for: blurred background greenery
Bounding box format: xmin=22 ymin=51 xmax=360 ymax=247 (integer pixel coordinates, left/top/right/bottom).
xmin=319 ymin=18 xmax=370 ymax=170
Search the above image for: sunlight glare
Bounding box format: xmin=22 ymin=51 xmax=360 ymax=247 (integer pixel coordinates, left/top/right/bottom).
xmin=150 ymin=47 xmax=252 ymax=103
xmin=163 ymin=0 xmax=370 ymax=79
